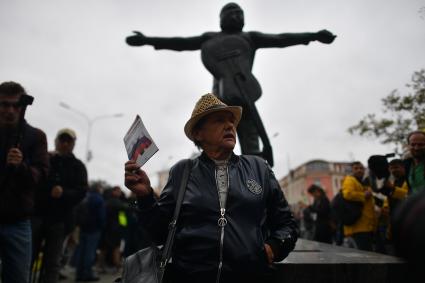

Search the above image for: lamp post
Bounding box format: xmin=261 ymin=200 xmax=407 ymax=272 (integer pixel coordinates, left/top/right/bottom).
xmin=59 ymin=102 xmax=123 ymax=162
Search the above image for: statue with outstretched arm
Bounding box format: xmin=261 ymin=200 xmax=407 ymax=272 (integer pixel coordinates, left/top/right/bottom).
xmin=126 ymin=2 xmax=336 ymax=166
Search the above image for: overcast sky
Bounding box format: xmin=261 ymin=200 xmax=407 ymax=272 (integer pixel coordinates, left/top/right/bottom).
xmin=1 ymin=0 xmax=424 ymax=190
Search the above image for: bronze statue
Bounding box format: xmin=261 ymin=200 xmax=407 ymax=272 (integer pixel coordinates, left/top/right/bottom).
xmin=126 ymin=2 xmax=336 ymax=166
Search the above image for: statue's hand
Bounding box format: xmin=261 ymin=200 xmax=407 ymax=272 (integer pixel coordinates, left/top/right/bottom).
xmin=126 ymin=31 xmax=146 ymax=46
xmin=316 ymin=29 xmax=336 ymax=44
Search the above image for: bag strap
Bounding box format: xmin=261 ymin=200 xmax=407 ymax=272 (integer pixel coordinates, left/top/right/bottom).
xmin=159 ymin=159 xmax=192 ymax=272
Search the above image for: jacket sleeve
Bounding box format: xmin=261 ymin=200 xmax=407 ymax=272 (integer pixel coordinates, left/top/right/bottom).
xmin=137 ymin=160 xmax=187 ymax=245
xmin=62 ymin=160 xmax=88 ymax=207
xmin=391 ymin=181 xmax=408 ymax=200
xmin=264 ymin=162 xmax=299 ymax=262
xmin=17 ymin=128 xmax=49 ymax=190
xmin=342 ymin=176 xmax=366 ymax=202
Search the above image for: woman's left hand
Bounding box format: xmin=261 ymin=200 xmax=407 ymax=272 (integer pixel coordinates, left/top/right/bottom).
xmin=264 ymin=243 xmax=274 ymax=264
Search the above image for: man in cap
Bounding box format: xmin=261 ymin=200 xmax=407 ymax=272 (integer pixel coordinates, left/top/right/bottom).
xmin=0 ymin=81 xmax=49 ymax=283
xmin=126 ymin=2 xmax=336 ymax=165
xmin=32 ymin=128 xmax=88 ymax=283
xmin=125 ymin=93 xmax=298 ymax=283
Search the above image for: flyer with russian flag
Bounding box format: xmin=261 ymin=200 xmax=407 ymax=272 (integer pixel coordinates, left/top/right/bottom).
xmin=124 ymin=115 xmax=158 ymax=167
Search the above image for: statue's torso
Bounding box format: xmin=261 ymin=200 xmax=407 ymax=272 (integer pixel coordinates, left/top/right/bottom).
xmin=201 ymin=32 xmax=262 ymax=104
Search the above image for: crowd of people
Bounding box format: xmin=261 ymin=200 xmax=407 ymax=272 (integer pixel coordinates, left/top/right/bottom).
xmin=297 ymin=132 xmax=425 ymax=258
xmin=0 ymin=81 xmax=150 ymax=283
xmin=1 ymin=80 xmax=424 ymax=283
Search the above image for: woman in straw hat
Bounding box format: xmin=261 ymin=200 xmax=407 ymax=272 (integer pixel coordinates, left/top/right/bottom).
xmin=124 ymin=93 xmax=298 ymax=283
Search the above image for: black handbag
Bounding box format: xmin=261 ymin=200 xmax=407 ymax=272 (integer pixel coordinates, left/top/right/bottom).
xmin=118 ymin=159 xmax=192 ymax=283
xmin=331 ymin=191 xmax=363 ymax=225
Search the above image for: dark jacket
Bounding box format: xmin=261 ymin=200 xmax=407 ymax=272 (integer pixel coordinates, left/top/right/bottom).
xmin=80 ymin=190 xmax=106 ymax=233
xmin=138 ymin=153 xmax=298 ymax=278
xmin=0 ymin=122 xmax=49 ymax=224
xmin=308 ymin=195 xmax=333 ymax=243
xmin=34 ymin=152 xmax=87 ymax=226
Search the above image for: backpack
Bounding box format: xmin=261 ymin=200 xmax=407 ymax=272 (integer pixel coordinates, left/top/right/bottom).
xmin=331 ymin=191 xmax=363 ymax=225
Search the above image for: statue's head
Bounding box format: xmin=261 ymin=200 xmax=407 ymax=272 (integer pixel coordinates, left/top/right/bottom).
xmin=220 ymin=2 xmax=244 ymax=32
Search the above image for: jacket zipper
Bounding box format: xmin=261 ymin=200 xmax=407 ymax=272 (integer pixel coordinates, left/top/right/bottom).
xmin=215 ymin=165 xmax=229 ymax=283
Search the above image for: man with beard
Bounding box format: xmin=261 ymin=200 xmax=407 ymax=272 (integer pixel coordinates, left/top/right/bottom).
xmin=341 ymin=161 xmax=376 ymax=251
xmin=405 ymin=131 xmax=425 ymax=195
xmin=125 ymin=2 xmax=336 ymax=165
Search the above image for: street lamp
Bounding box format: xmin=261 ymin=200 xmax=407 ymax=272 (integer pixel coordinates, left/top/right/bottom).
xmin=59 ymin=102 xmax=123 ymax=162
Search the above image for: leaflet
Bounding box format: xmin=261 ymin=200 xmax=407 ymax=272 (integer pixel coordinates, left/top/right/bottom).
xmin=123 ymin=115 xmax=158 ymax=167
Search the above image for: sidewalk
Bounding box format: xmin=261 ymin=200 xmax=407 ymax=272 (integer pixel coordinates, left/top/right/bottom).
xmin=60 ymin=265 xmax=121 ymax=283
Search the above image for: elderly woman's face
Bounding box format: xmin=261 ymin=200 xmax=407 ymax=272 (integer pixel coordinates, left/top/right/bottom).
xmin=194 ymin=111 xmax=237 ymax=151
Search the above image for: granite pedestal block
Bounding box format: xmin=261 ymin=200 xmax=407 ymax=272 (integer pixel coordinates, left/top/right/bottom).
xmin=273 ymin=239 xmax=407 ymax=283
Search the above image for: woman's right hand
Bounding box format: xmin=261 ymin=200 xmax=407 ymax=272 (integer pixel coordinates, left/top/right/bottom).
xmin=124 ymin=160 xmax=152 ymax=197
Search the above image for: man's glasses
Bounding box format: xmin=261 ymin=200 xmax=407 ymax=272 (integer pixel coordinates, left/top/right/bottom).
xmin=0 ymin=101 xmax=21 ymax=109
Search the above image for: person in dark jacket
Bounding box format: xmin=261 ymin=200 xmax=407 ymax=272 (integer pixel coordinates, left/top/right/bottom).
xmin=124 ymin=93 xmax=298 ymax=283
xmin=32 ymin=128 xmax=88 ymax=283
xmin=74 ymin=183 xmax=106 ymax=281
xmin=0 ymin=81 xmax=49 ymax=283
xmin=98 ymin=186 xmax=128 ymax=271
xmin=306 ymin=184 xmax=333 ymax=244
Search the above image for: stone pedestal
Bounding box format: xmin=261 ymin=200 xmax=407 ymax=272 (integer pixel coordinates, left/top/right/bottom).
xmin=273 ymin=239 xmax=407 ymax=283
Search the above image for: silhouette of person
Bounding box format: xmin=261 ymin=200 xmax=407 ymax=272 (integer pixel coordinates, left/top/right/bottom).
xmin=126 ymin=2 xmax=336 ymax=166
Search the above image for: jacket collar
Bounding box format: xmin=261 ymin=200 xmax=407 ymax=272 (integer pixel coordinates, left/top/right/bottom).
xmin=199 ymin=151 xmax=239 ymax=165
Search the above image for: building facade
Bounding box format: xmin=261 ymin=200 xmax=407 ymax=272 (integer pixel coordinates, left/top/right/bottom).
xmin=279 ymin=159 xmax=352 ymax=206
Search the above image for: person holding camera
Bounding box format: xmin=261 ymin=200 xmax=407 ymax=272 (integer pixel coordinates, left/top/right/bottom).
xmin=0 ymin=81 xmax=49 ymax=283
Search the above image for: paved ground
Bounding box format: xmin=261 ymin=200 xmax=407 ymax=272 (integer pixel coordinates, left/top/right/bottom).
xmin=60 ymin=265 xmax=121 ymax=283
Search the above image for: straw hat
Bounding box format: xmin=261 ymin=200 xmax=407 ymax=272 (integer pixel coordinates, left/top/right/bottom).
xmin=184 ymin=93 xmax=242 ymax=141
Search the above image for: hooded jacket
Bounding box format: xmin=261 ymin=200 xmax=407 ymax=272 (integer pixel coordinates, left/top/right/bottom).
xmin=138 ymin=153 xmax=298 ymax=279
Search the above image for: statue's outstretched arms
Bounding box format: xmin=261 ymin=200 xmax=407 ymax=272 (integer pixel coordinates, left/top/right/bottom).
xmin=250 ymin=30 xmax=336 ymax=49
xmin=126 ymin=31 xmax=206 ymax=51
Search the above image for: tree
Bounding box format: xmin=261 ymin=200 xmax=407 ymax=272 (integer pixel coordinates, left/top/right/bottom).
xmin=348 ymin=69 xmax=425 ymax=154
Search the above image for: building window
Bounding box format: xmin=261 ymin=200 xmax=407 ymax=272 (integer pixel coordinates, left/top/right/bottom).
xmin=306 ymin=161 xmax=329 ymax=173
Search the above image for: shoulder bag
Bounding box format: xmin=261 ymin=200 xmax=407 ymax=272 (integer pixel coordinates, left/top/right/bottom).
xmin=118 ymin=159 xmax=192 ymax=283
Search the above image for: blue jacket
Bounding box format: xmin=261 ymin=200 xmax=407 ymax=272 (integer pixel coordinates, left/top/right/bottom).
xmin=80 ymin=190 xmax=105 ymax=233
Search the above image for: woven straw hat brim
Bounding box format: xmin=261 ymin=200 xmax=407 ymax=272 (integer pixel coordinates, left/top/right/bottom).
xmin=184 ymin=105 xmax=242 ymax=141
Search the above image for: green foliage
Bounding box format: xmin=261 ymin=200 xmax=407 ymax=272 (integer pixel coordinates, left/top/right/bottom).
xmin=348 ymin=69 xmax=425 ymax=154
